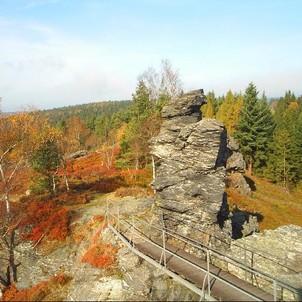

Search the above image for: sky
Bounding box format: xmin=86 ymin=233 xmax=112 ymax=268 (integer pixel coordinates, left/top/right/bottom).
xmin=0 ymin=0 xmax=301 ymax=112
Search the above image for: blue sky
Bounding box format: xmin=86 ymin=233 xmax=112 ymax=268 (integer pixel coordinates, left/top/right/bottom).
xmin=0 ymin=0 xmax=301 ymax=111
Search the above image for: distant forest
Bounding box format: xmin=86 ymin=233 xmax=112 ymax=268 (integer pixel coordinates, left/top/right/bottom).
xmin=2 ymin=60 xmax=302 ymax=191
xmin=41 ymin=100 xmax=131 ymax=132
xmin=39 ymin=82 xmax=302 ymax=190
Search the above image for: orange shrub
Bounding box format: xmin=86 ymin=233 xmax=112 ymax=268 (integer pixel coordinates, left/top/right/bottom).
xmin=81 ymin=242 xmax=117 ymax=268
xmin=21 ymin=200 xmax=69 ymax=242
xmin=2 ymin=274 xmax=70 ymax=301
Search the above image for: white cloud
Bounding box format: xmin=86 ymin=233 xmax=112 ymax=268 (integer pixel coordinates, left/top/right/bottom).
xmin=1 ymin=14 xmax=301 ymax=112
xmin=0 ymin=18 xmax=137 ymax=111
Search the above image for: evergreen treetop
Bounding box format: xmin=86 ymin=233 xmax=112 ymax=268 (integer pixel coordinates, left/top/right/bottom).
xmin=235 ymin=83 xmax=274 ymax=174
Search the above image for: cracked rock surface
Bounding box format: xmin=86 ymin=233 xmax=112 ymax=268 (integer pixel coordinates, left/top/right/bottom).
xmin=150 ymin=90 xmax=228 ymax=237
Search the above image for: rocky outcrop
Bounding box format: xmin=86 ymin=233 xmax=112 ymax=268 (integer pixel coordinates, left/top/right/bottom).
xmin=12 ymin=195 xmax=198 ymax=301
xmin=66 ymin=150 xmax=88 ymax=160
xmin=150 ymin=89 xmax=256 ymax=242
xmin=226 ymin=136 xmax=252 ymax=196
xmin=226 ymin=173 xmax=252 ymax=196
xmin=226 ymin=136 xmax=245 ymax=173
xmin=150 ymin=89 xmax=228 ymax=239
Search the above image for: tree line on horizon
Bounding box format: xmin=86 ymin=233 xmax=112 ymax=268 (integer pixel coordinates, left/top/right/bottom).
xmin=1 ymin=59 xmax=302 ymax=192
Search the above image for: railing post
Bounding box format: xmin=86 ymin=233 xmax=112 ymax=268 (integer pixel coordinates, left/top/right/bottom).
xmin=251 ymin=251 xmax=254 ymax=285
xmin=244 ymin=243 xmax=247 ymax=281
xmin=117 ymin=206 xmax=120 ymax=232
xmin=207 ymin=249 xmax=211 ymax=297
xmin=131 ymin=217 xmax=135 ymax=247
xmin=273 ymin=280 xmax=277 ymax=301
xmin=163 ymin=229 xmax=166 ymax=267
xmin=106 ymin=200 xmax=109 ymax=225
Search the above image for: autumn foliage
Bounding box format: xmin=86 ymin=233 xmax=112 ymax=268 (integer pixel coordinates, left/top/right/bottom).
xmin=81 ymin=242 xmax=117 ymax=269
xmin=2 ymin=274 xmax=71 ymax=301
xmin=19 ymin=200 xmax=69 ymax=242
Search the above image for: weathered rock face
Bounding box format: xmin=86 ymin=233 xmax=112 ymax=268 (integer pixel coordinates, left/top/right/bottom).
xmin=226 ymin=173 xmax=252 ymax=196
xmin=227 ymin=225 xmax=302 ymax=301
xmin=226 ymin=136 xmax=246 ymax=173
xmin=226 ymin=136 xmax=252 ymax=196
xmin=150 ymin=89 xmax=258 ymax=242
xmin=150 ymin=89 xmax=228 ymax=237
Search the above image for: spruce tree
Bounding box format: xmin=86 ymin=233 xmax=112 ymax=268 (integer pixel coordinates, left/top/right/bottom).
xmin=29 ymin=140 xmax=62 ymax=193
xmin=116 ymin=80 xmax=153 ymax=169
xmin=266 ymin=101 xmax=301 ymax=187
xmin=131 ymin=80 xmax=152 ymax=120
xmin=234 ymin=83 xmax=274 ymax=174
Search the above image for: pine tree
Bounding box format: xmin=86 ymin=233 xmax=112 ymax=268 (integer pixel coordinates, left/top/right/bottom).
xmin=131 ymin=80 xmax=152 ymax=120
xmin=29 ymin=140 xmax=62 ymax=193
xmin=266 ymin=101 xmax=301 ymax=187
xmin=265 ymin=128 xmax=298 ymax=187
xmin=295 ymin=112 xmax=302 ymax=180
xmin=234 ymin=83 xmax=274 ymax=174
xmin=116 ymin=80 xmax=154 ymax=169
xmin=273 ymin=90 xmax=296 ymax=124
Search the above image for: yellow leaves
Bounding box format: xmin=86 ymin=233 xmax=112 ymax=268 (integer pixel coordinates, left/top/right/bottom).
xmin=288 ymin=101 xmax=299 ymax=111
xmin=0 ymin=112 xmax=62 ymax=162
xmin=216 ymin=92 xmax=243 ymax=135
xmin=202 ymin=101 xmax=215 ymax=118
xmin=33 ymin=125 xmax=62 ymax=150
xmin=115 ymin=123 xmax=127 ymax=143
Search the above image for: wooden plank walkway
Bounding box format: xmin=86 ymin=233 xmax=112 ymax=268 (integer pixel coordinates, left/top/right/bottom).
xmin=118 ymin=228 xmax=274 ymax=301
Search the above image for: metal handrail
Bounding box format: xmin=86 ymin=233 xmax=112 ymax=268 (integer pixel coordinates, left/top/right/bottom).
xmin=130 ymin=214 xmax=299 ymax=295
xmin=162 ymin=213 xmax=299 ymax=274
xmin=109 ymin=214 xmax=262 ymax=301
xmin=105 ymin=205 xmax=300 ymax=301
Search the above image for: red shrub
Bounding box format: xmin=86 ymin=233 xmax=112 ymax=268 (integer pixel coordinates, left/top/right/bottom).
xmin=81 ymin=242 xmax=117 ymax=268
xmin=21 ymin=200 xmax=69 ymax=242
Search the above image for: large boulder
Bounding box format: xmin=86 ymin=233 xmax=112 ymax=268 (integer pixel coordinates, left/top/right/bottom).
xmin=150 ymin=90 xmax=228 ymax=237
xmin=226 ymin=136 xmax=246 ymax=172
xmin=150 ymin=89 xmax=257 ymax=242
xmin=226 ymin=173 xmax=252 ymax=196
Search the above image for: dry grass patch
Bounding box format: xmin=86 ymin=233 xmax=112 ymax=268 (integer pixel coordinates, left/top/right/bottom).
xmin=227 ymin=176 xmax=302 ymax=230
xmin=115 ymin=186 xmax=153 ymax=198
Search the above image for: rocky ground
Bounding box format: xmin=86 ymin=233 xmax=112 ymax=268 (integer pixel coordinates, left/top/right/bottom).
xmin=12 ymin=193 xmax=198 ymax=301
xmin=227 ymin=225 xmax=302 ymax=300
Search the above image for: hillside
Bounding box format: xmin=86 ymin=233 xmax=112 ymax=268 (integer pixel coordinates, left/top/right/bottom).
xmin=41 ymin=100 xmax=131 ymax=130
xmin=227 ymin=176 xmax=302 ymax=230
